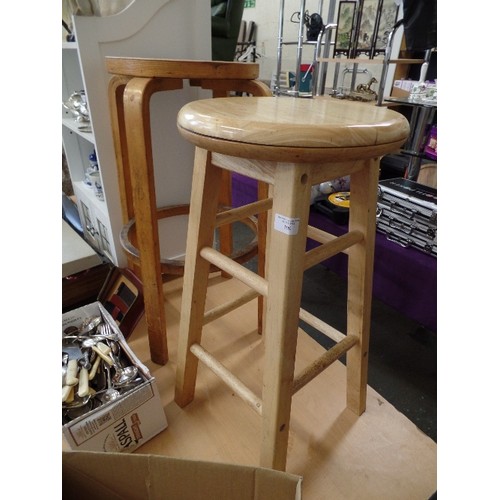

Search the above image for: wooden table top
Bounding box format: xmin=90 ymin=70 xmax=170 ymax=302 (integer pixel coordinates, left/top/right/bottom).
xmin=177 ymin=96 xmax=409 ymax=158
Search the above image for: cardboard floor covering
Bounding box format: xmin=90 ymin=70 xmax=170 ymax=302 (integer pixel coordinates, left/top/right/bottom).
xmin=63 ymin=274 xmax=437 ymax=499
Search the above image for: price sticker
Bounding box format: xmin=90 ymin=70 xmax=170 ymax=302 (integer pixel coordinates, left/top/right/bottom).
xmin=274 ymin=214 xmax=300 ymax=236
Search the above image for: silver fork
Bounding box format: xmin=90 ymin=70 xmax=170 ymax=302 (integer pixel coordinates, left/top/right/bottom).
xmin=98 ymin=322 xmax=113 ymax=337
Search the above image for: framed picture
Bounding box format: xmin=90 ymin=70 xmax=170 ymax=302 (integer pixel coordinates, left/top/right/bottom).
xmin=98 ymin=267 xmax=144 ymax=339
xmin=355 ymin=0 xmax=382 ymax=56
xmin=334 ymin=1 xmax=356 ymax=56
xmin=374 ymin=1 xmax=400 ymax=53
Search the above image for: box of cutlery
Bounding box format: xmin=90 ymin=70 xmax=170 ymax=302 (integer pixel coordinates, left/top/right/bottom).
xmin=62 ymin=302 xmax=167 ymax=452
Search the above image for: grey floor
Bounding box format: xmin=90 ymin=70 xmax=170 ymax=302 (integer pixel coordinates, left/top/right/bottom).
xmin=299 ymin=264 xmax=437 ymax=443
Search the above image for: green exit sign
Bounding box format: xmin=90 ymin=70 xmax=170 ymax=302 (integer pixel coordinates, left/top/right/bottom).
xmin=244 ymin=0 xmax=256 ymax=7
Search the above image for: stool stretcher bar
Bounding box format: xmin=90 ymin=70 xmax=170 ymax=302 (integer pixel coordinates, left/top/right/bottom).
xmin=298 ymin=307 xmax=346 ymax=344
xmin=292 ymin=334 xmax=358 ymax=394
xmin=304 ymin=229 xmax=364 ymax=270
xmin=215 ymin=198 xmax=273 ymax=228
xmin=200 ymin=246 xmax=269 ymax=297
xmin=203 ymin=289 xmax=260 ymax=326
xmin=192 ymin=328 xmax=357 ymax=413
xmin=306 ymin=225 xmax=340 ymax=245
xmin=190 ymin=343 xmax=263 ymax=415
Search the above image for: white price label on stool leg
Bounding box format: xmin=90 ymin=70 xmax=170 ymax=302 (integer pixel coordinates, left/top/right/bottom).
xmin=274 ymin=214 xmax=300 ymax=235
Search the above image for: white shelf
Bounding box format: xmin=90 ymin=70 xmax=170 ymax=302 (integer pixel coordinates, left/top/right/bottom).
xmin=74 ymin=180 xmax=104 ymax=202
xmin=62 ymin=117 xmax=95 ymax=143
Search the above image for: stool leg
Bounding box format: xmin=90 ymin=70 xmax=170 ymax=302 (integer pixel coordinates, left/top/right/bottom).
xmin=211 ymin=89 xmax=231 ymax=278
xmin=345 ymin=158 xmax=379 ymax=415
xmin=217 ymin=169 xmax=233 ymax=278
xmin=257 ymin=181 xmax=269 ymax=335
xmin=124 ymin=77 xmax=168 ymax=365
xmin=175 ymin=148 xmax=222 ymax=407
xmin=260 ymin=163 xmax=312 ymax=471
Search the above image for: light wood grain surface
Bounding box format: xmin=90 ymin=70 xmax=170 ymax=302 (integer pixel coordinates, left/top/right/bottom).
xmin=177 ymin=96 xmax=409 ymax=150
xmin=106 ymin=57 xmax=261 ymax=79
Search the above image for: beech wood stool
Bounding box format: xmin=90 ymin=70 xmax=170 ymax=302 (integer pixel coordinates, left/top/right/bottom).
xmin=175 ymin=96 xmax=409 ymax=470
xmin=106 ymin=58 xmax=272 ymax=365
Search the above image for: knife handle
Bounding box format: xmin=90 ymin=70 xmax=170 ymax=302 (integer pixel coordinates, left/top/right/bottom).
xmin=91 ymin=345 xmax=113 ymax=366
xmin=77 ymin=368 xmax=90 ymax=397
xmin=88 ymin=356 xmax=101 ymax=380
xmin=66 ymin=359 xmax=79 ymax=386
xmin=64 ymin=385 xmax=75 ymax=403
xmin=97 ymin=341 xmax=111 ymax=355
xmin=62 ymin=385 xmax=72 ymax=402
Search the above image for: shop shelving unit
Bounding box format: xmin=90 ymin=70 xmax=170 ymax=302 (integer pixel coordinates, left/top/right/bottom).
xmin=274 ymin=0 xmax=428 ymax=104
xmin=62 ymin=0 xmax=211 ymax=267
xmin=274 ymin=0 xmax=335 ymax=96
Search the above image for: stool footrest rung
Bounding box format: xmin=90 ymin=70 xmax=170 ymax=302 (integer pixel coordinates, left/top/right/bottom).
xmin=299 ymin=307 xmax=346 ymax=343
xmin=292 ymin=334 xmax=358 ymax=395
xmin=215 ymin=198 xmax=273 ymax=228
xmin=200 ymin=246 xmax=268 ymax=296
xmin=203 ymin=289 xmax=260 ymax=325
xmin=304 ymin=230 xmax=364 ymax=270
xmin=190 ymin=343 xmax=263 ymax=415
xmin=306 ymin=225 xmax=338 ymax=245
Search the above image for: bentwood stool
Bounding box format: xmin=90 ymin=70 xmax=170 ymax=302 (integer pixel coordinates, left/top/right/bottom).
xmin=106 ymin=58 xmax=272 ymax=365
xmin=174 ymin=96 xmax=409 ymax=470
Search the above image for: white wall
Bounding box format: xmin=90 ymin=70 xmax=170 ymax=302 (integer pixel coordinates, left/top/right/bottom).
xmin=242 ymin=0 xmax=403 ymax=96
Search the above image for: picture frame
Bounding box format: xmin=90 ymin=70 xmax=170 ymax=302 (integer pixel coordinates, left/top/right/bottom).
xmin=98 ymin=267 xmax=144 ymax=339
xmin=334 ymin=1 xmax=356 ymax=56
xmin=354 ymin=0 xmax=382 ymax=56
xmin=374 ymin=0 xmax=400 ymax=53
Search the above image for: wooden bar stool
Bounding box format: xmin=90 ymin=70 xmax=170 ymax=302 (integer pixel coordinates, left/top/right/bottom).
xmin=174 ymin=96 xmax=409 ymax=470
xmin=106 ymin=58 xmax=272 ymax=365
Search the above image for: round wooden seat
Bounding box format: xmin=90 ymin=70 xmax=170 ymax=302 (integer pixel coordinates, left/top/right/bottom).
xmin=177 ymin=96 xmax=409 ymax=162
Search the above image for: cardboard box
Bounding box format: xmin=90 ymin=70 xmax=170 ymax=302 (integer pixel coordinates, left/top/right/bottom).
xmin=391 ymin=79 xmax=418 ymax=98
xmin=62 ymin=451 xmax=302 ymax=500
xmin=62 ymin=302 xmax=167 ymax=452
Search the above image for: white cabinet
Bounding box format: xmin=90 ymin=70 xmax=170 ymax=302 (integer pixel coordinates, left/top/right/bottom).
xmin=62 ymin=43 xmax=110 ymax=258
xmin=62 ymin=0 xmax=211 ymax=267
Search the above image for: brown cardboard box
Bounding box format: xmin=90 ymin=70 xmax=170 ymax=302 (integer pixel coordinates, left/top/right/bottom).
xmin=391 ymin=86 xmax=410 ymax=98
xmin=62 ymin=451 xmax=303 ymax=499
xmin=391 ymin=79 xmax=417 ymax=98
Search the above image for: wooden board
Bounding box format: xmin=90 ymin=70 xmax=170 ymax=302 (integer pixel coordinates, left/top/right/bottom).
xmin=64 ymin=275 xmax=437 ymax=498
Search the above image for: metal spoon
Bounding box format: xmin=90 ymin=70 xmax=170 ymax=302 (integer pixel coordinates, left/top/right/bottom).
xmin=79 ymin=315 xmax=102 ymax=334
xmin=101 ymin=363 xmax=120 ymax=403
xmin=108 ymin=340 xmax=138 ymax=387
xmin=62 ymin=352 xmax=69 ymax=387
xmin=62 ymin=392 xmax=92 ymax=409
